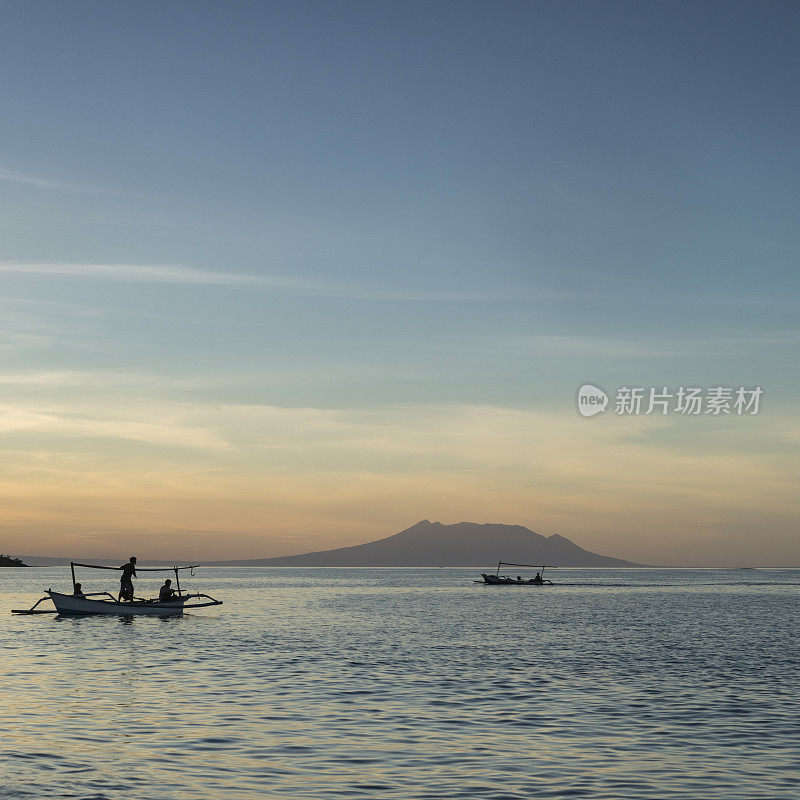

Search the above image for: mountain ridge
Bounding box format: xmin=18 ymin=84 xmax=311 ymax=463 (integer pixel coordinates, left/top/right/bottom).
xmin=199 ymin=520 xmax=648 ymax=567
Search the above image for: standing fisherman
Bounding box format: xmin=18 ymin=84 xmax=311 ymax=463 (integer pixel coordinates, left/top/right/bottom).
xmin=119 ymin=556 xmax=137 ymax=601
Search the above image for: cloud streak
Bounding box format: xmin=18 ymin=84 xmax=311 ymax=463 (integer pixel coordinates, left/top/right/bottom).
xmin=0 ymin=167 xmax=103 ymax=192
xmin=0 ymin=167 xmax=69 ymax=189
xmin=0 ymin=261 xmax=560 ymax=302
xmin=494 ymin=332 xmax=800 ymax=360
xmin=0 ymin=402 xmax=229 ymax=450
xmin=0 ymin=261 xmax=271 ymax=285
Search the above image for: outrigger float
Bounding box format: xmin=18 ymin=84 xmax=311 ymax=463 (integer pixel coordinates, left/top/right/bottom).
xmin=12 ymin=562 xmax=223 ymax=616
xmin=478 ymin=562 xmax=555 ymax=585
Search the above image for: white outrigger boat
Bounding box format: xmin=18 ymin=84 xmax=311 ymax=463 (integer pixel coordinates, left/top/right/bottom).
xmin=477 ymin=562 xmax=555 ymax=585
xmin=12 ymin=562 xmax=222 ymax=616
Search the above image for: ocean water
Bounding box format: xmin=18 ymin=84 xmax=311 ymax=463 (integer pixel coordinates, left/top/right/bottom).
xmin=1 ymin=567 xmax=798 ymax=799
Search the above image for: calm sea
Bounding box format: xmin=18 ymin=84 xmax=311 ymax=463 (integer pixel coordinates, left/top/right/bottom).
xmin=1 ymin=567 xmax=798 ymax=799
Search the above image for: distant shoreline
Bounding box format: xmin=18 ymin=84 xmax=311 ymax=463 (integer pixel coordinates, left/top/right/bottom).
xmin=0 ymin=556 xmax=28 ymax=567
xmin=14 ymin=562 xmax=800 ymax=569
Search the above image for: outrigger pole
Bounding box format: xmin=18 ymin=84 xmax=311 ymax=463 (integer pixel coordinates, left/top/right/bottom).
xmin=70 ymin=562 xmax=199 ymax=595
xmin=71 ymin=562 xmax=199 ymax=571
xmin=495 ymin=562 xmax=556 ymax=577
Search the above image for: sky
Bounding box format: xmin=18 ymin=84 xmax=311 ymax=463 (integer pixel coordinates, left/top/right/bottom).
xmin=1 ymin=0 xmax=798 ymax=566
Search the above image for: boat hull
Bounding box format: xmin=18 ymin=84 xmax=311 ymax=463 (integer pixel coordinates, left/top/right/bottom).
xmin=480 ymin=574 xmax=552 ymax=585
xmin=47 ymin=591 xmax=211 ymax=616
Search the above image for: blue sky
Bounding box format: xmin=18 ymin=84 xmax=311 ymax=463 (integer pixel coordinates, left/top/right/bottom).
xmin=1 ymin=1 xmax=798 ymax=564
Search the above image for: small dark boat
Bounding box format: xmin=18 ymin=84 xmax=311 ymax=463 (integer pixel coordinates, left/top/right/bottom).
xmin=477 ymin=562 xmax=555 ymax=585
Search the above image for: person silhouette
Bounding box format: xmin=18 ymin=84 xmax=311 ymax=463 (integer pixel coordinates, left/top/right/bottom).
xmin=119 ymin=556 xmax=137 ymax=601
xmin=158 ymin=578 xmax=176 ymax=602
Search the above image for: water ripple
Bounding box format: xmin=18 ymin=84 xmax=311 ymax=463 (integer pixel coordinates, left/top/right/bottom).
xmin=1 ymin=567 xmax=798 ymax=799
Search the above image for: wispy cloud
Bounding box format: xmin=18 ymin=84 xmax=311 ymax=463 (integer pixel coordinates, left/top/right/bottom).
xmin=0 ymin=370 xmax=94 ymax=387
xmin=0 ymin=261 xmax=558 ymax=301
xmin=0 ymin=402 xmax=229 ymax=450
xmin=0 ymin=167 xmax=98 ymax=192
xmin=496 ymin=332 xmax=800 ymax=360
xmin=0 ymin=261 xmax=270 ymax=285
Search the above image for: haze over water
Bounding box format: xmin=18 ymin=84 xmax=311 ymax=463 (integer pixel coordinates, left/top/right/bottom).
xmin=2 ymin=567 xmax=798 ymax=799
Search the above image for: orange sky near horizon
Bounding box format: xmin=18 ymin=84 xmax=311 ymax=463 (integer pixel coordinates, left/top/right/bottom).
xmin=1 ymin=397 xmax=797 ymax=567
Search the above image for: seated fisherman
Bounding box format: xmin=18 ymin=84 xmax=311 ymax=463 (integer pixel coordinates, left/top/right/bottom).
xmin=532 ymin=572 xmax=544 ymax=584
xmin=73 ymin=582 xmax=86 ymax=598
xmin=158 ymin=578 xmax=177 ymax=602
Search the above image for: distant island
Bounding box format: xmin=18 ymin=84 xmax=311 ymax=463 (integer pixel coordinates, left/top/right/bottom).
xmin=0 ymin=554 xmax=29 ymax=567
xmin=201 ymin=520 xmax=648 ymax=567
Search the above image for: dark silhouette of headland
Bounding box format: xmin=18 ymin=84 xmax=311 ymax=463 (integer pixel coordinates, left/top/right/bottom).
xmin=203 ymin=520 xmax=647 ymax=567
xmin=0 ymin=554 xmax=29 ymax=567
